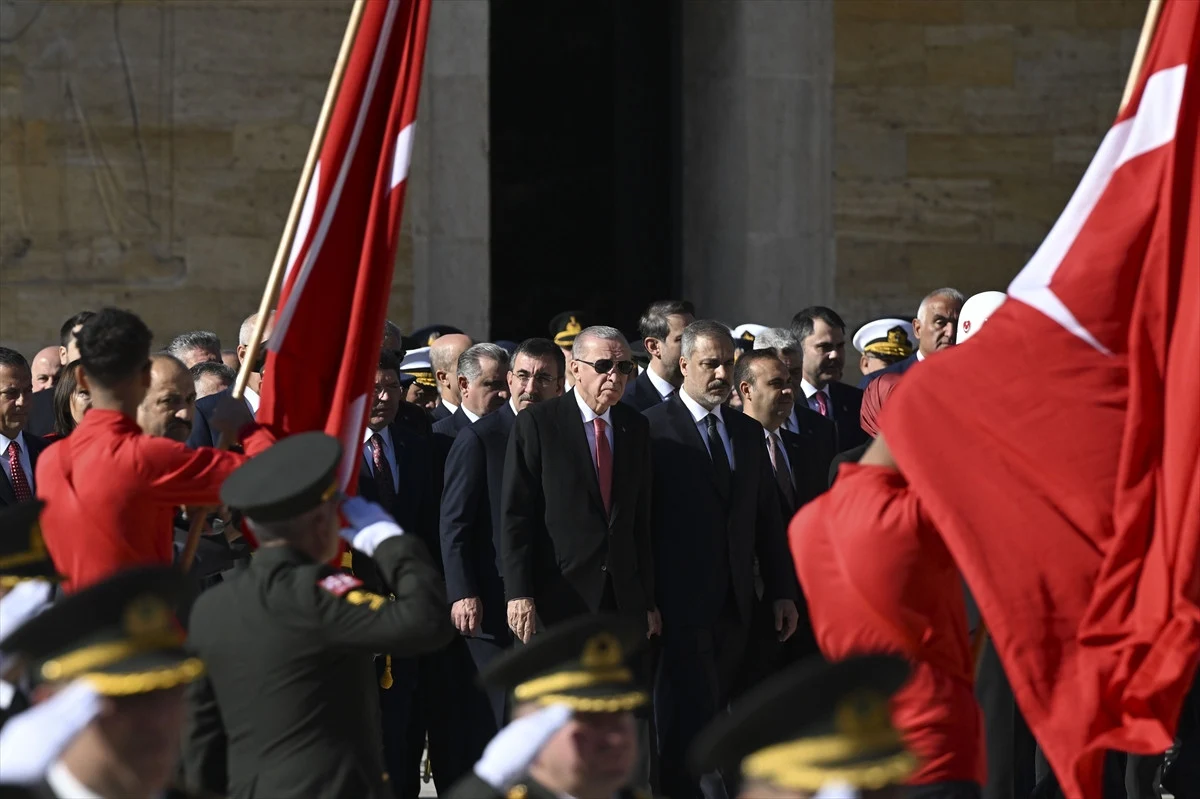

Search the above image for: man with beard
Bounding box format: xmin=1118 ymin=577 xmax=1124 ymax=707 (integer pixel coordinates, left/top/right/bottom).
xmin=790 ymin=307 xmax=868 ymax=451
xmin=441 ymin=337 xmax=565 ymax=728
xmin=643 ymin=320 xmax=799 ymax=799
xmin=860 ymin=288 xmax=964 ymax=388
xmin=622 ymin=300 xmax=694 ymax=411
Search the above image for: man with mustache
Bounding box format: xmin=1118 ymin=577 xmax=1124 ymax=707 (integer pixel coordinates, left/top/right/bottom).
xmin=643 ymin=319 xmax=800 ymax=799
xmin=0 ymin=348 xmax=50 ymax=510
xmin=441 ymin=337 xmax=565 ymax=729
xmin=138 ymin=354 xmax=197 ymax=443
xmin=859 ymin=287 xmax=965 ymax=388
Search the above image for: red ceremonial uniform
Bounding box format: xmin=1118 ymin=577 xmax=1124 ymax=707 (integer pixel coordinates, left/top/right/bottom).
xmin=35 ymin=410 xmax=275 ymax=592
xmin=790 ymin=462 xmax=984 ymax=787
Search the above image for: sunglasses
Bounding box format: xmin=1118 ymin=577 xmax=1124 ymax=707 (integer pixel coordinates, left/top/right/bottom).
xmin=575 ymin=358 xmax=636 ymax=376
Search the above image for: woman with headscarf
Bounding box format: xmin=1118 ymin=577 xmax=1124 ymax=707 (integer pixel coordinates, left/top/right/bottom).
xmin=828 ymin=370 xmax=903 ymax=486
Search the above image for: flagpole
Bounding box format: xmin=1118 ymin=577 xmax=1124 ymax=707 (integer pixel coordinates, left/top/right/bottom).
xmin=1120 ymin=0 xmax=1165 ymax=113
xmin=180 ymin=0 xmax=367 ymax=572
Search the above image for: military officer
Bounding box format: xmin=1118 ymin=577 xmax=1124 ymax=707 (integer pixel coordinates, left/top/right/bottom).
xmin=852 ymin=318 xmax=915 ymax=379
xmin=0 ymin=565 xmax=210 ymax=798
xmin=0 ymin=499 xmax=60 ymax=731
xmin=688 ymin=654 xmax=916 ymax=799
xmin=181 ymin=431 xmax=454 ymax=799
xmin=444 ymin=614 xmax=653 ymax=799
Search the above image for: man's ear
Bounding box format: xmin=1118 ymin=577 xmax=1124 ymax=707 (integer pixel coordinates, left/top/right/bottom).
xmin=643 ymin=337 xmax=660 ymax=360
xmin=458 ymin=374 xmax=470 ymax=394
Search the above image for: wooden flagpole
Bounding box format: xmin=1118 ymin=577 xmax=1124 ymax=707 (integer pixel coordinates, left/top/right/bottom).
xmin=180 ymin=0 xmax=367 ymax=572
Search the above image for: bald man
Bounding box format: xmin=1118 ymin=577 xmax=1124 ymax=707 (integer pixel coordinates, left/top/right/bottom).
xmin=30 ymin=347 xmax=60 ymax=393
xmin=430 ymin=333 xmax=473 ymax=422
xmin=138 ymin=354 xmax=197 ymax=443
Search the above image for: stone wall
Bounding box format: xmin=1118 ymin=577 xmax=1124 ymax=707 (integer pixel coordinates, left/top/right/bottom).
xmin=831 ymin=0 xmax=1145 ymax=327
xmin=0 ymin=0 xmax=428 ymax=356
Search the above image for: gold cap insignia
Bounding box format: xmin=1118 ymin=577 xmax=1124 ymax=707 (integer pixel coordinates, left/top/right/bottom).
xmin=564 ymin=316 xmax=582 ymax=337
xmin=124 ymin=595 xmax=172 ymax=638
xmin=581 ymin=632 xmax=623 ymax=669
xmin=741 ymin=331 xmax=756 ymax=341
xmin=426 ymin=333 xmax=440 ymax=346
xmin=835 ymin=689 xmax=892 ymax=738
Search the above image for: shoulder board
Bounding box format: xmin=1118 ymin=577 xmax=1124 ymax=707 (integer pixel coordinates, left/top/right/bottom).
xmin=318 ymin=573 xmax=364 ymax=597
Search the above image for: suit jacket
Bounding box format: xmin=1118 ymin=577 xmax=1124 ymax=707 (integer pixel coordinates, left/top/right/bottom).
xmin=24 ymin=390 xmax=55 ymax=438
xmin=780 ymin=416 xmax=837 ymax=511
xmin=620 ymin=369 xmax=668 ymax=412
xmin=858 ymin=353 xmax=918 ymax=388
xmin=356 ymin=421 xmax=440 ymax=577
xmin=430 ymin=402 xmax=452 ymax=423
xmin=828 ymin=440 xmax=870 ymax=487
xmin=644 ymin=393 xmax=797 ymax=630
xmin=440 ymin=403 xmax=515 ymax=638
xmin=187 ymin=389 xmax=235 ymax=449
xmin=827 ymin=381 xmax=868 ymax=452
xmin=0 ymin=432 xmax=51 ymax=506
xmin=501 ymin=394 xmax=654 ymax=625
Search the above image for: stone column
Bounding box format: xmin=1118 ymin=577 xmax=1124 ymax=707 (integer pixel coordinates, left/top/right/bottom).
xmin=407 ymin=0 xmax=489 ymax=339
xmin=678 ymin=0 xmax=835 ymax=326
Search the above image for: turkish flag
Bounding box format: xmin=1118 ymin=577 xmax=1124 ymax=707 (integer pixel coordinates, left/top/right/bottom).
xmin=258 ymin=0 xmax=430 ymax=490
xmin=879 ymin=2 xmax=1199 ymax=797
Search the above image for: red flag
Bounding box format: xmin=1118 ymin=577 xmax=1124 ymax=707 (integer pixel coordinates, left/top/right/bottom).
xmin=879 ymin=2 xmax=1200 ymax=796
xmin=259 ymin=0 xmax=430 ymax=490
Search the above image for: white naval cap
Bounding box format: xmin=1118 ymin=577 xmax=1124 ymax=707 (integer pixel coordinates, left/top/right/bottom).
xmin=958 ymin=291 xmax=1007 ymax=344
xmin=398 ymin=346 xmax=436 ymax=388
xmin=852 ymin=318 xmax=915 ymax=357
xmin=731 ymin=324 xmax=768 ymax=347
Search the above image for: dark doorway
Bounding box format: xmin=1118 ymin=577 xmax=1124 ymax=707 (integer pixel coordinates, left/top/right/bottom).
xmin=489 ymin=0 xmax=675 ymax=342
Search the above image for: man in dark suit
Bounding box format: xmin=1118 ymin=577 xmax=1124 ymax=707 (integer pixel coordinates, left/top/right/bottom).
xmin=440 ymin=338 xmax=564 ymax=727
xmin=428 ymin=333 xmax=473 ymax=423
xmin=501 ymin=325 xmax=659 ymax=640
xmin=188 ymin=311 xmax=272 ymax=449
xmin=622 ymin=299 xmax=694 ymax=411
xmin=0 ymin=348 xmax=52 ymax=507
xmin=643 ymin=320 xmax=800 ymax=799
xmin=859 ymin=287 xmax=964 ymax=388
xmin=790 ymin=306 xmax=868 ymax=451
xmin=25 ymin=311 xmax=96 ymax=437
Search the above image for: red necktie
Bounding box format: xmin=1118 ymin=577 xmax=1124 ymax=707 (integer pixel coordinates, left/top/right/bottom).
xmin=6 ymin=441 xmax=33 ymax=503
xmin=813 ymin=390 xmax=829 ymax=417
xmin=593 ymin=418 xmax=612 ymax=514
xmin=369 ymin=434 xmax=397 ymax=511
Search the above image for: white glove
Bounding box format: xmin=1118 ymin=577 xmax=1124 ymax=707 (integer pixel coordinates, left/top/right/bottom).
xmin=815 ymin=782 xmax=860 ymax=799
xmin=473 ymin=704 xmax=573 ymax=789
xmin=0 ymin=580 xmax=53 ymax=677
xmin=0 ymin=680 xmax=102 ymax=783
xmin=338 ymin=496 xmax=404 ymax=557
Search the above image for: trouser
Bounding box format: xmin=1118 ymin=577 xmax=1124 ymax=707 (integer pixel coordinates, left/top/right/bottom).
xmin=377 ymin=656 xmax=419 ymax=799
xmin=975 ymin=639 xmax=1037 ymax=799
xmin=901 ymin=782 xmax=982 ymax=799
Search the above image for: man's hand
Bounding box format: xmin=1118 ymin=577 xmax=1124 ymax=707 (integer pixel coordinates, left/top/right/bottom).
xmin=774 ymin=599 xmax=799 ymax=642
xmin=646 ymin=608 xmax=663 ymax=638
xmin=451 ymin=597 xmax=482 ymax=636
xmin=507 ymin=598 xmax=536 ymax=643
xmin=210 ymin=394 xmax=255 ymax=444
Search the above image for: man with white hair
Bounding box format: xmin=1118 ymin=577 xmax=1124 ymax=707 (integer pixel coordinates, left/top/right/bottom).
xmin=187 ymin=312 xmax=274 ymax=449
xmin=860 ymin=288 xmax=964 ymax=388
xmin=165 ymin=331 xmax=222 ymax=369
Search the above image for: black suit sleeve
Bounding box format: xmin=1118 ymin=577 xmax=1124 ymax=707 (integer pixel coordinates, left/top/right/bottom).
xmin=187 ymin=404 xmax=214 ymax=450
xmin=182 ymin=671 xmax=227 ymax=794
xmin=500 ymin=409 xmax=544 ymax=600
xmin=440 ymin=429 xmax=486 ymax=602
xmin=753 ymin=438 xmax=799 ymax=603
xmin=633 ymin=424 xmax=656 ymax=608
xmin=312 ymin=535 xmax=454 ymax=654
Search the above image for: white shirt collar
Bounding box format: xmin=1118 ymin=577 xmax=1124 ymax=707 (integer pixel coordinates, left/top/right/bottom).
xmin=441 ymin=399 xmax=459 ymax=415
xmin=47 ymin=761 xmax=104 ymax=799
xmin=799 ymin=379 xmax=830 ymax=400
xmin=243 ymin=385 xmax=260 ymax=413
xmin=363 ymin=425 xmax=393 ymax=448
xmin=916 ymin=349 xmax=926 ymax=362
xmin=645 ymin=366 xmax=675 ymax=399
xmin=461 ymin=406 xmax=480 ymax=423
xmin=0 ymin=430 xmax=25 ymax=453
xmin=509 ymin=398 xmax=521 ymax=416
xmin=679 ymin=389 xmax=722 ymax=424
xmin=572 ymin=387 xmax=613 ymax=425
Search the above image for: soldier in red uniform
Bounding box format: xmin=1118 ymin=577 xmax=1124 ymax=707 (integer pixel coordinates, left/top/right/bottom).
xmin=35 ymin=308 xmax=274 ymax=592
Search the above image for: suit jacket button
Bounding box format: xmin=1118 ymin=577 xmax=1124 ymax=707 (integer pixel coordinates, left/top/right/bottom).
xmin=601 ymin=564 xmax=608 ymax=572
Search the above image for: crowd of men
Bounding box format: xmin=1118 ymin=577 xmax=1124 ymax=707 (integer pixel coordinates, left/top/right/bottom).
xmin=0 ymin=286 xmax=1189 ymax=799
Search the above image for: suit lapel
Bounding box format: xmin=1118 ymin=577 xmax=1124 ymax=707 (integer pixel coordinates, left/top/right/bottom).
xmin=666 ymin=394 xmax=729 ymax=500
xmin=728 ymin=414 xmax=757 ymax=504
xmin=558 ymin=396 xmax=606 ymax=517
xmin=0 ymin=468 xmax=15 ymax=505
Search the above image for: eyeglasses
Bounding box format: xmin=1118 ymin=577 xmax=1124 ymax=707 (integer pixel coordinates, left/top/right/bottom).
xmin=575 ymin=358 xmax=636 ymax=376
xmin=512 ymin=370 xmax=556 ymax=387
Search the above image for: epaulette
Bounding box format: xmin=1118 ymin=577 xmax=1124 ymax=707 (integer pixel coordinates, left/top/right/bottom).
xmin=318 ymin=573 xmax=363 ymax=597
xmin=506 ymin=785 xmax=528 ymax=799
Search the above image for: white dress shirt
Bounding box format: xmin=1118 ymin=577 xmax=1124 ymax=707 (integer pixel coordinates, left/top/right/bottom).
xmin=461 ymin=405 xmax=481 ymax=423
xmin=47 ymin=761 xmax=104 ymax=799
xmin=362 ymin=426 xmax=399 ymax=493
xmin=574 ymin=389 xmax=614 ymax=471
xmin=645 ymin=366 xmax=675 ymax=401
xmin=764 ymin=427 xmax=793 ymax=479
xmin=800 ymin=379 xmax=833 ymax=418
xmin=440 ymin=399 xmax=459 ymax=416
xmin=0 ymin=431 xmax=34 ymax=494
xmin=243 ymin=384 xmax=260 ymax=415
xmin=916 ymin=349 xmax=926 ymax=362
xmin=679 ymin=390 xmax=735 ymax=469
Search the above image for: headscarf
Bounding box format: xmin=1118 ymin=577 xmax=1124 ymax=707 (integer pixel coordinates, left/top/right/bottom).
xmin=859 ymin=371 xmax=903 ymax=439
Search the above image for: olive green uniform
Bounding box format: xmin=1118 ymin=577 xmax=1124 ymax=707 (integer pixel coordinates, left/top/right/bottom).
xmin=182 ymin=535 xmax=454 ymax=799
